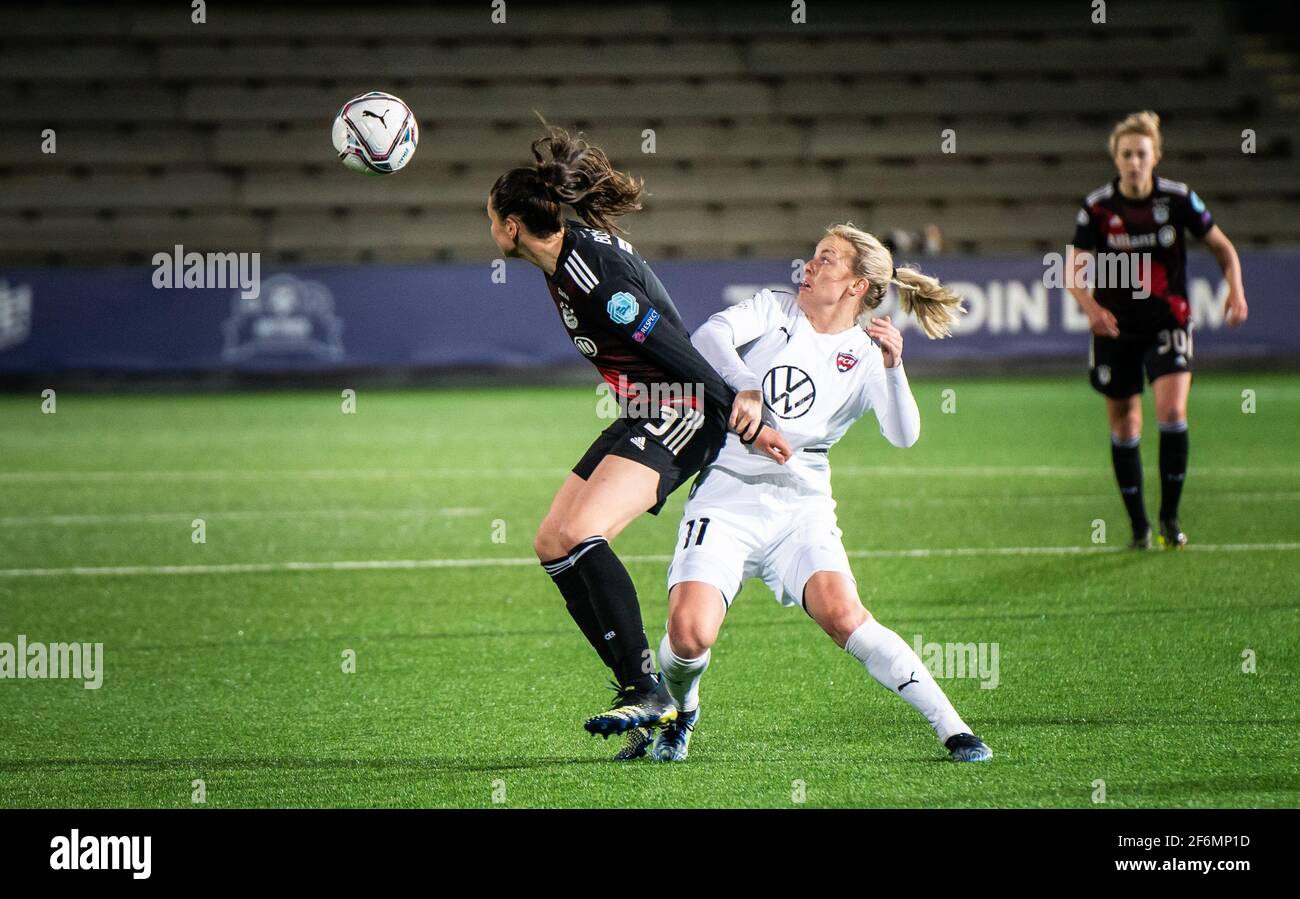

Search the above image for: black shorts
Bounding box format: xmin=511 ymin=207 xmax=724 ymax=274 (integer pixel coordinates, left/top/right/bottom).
xmin=572 ymin=404 xmax=726 ymax=515
xmin=1089 ymin=324 xmax=1194 ymax=398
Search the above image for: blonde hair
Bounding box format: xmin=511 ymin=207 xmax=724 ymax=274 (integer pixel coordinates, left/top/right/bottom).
xmin=1108 ymin=110 xmax=1163 ymax=158
xmin=824 ymin=223 xmax=964 ymax=339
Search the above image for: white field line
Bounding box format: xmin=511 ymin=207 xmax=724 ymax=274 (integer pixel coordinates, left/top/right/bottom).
xmin=1 ymin=465 xmax=1298 ymax=484
xmin=0 ymin=507 xmax=485 ymax=526
xmin=1 ymin=542 xmax=1297 ymax=579
xmin=3 ymin=493 xmax=1299 ymax=528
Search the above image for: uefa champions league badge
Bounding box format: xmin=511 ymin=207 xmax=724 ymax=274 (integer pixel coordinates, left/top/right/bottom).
xmin=607 ymin=291 xmax=639 ymax=325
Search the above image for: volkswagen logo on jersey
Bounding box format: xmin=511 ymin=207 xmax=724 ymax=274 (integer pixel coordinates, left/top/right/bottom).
xmin=607 ymin=291 xmax=639 ymax=325
xmin=763 ymin=365 xmax=816 ymax=419
xmin=559 ymin=301 xmax=579 ymax=329
xmin=836 ymin=352 xmax=858 ymax=372
xmin=573 ymin=336 xmax=598 ymax=357
xmin=1158 ymin=225 xmax=1176 ymax=247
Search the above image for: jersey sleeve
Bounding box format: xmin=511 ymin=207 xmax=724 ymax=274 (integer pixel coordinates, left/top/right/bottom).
xmin=1179 ymin=186 xmax=1215 ymax=239
xmin=859 ymin=358 xmax=921 ymax=448
xmin=1071 ymin=202 xmax=1096 ymax=250
xmin=591 ymin=277 xmax=737 ymax=431
xmin=704 ymin=289 xmax=791 ymax=347
xmin=688 ymin=289 xmax=789 ymax=395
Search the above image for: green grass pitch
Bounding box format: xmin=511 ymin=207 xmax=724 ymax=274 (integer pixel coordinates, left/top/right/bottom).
xmin=1 ymin=373 xmax=1297 ymax=808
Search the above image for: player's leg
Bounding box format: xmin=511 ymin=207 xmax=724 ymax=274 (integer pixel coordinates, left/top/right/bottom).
xmin=802 ymin=571 xmax=991 ymax=762
xmin=660 ymin=580 xmax=726 ymax=709
xmin=1093 ymin=333 xmax=1151 ymax=547
xmin=557 ymin=453 xmax=677 ymax=734
xmin=650 ymin=579 xmax=726 ymax=761
xmin=534 ymin=424 xmax=627 ymax=674
xmin=1149 ymin=328 xmax=1193 ymax=548
xmin=651 ymin=470 xmax=758 ymax=761
xmin=536 ymin=471 xmax=644 ymax=675
xmin=1106 ymin=394 xmax=1150 ymax=547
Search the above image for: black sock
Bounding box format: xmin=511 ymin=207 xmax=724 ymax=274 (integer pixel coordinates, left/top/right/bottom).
xmin=542 ymin=556 xmax=618 ymax=672
xmin=1158 ymin=422 xmax=1189 ymax=522
xmin=568 ymin=536 xmax=657 ymax=693
xmin=1110 ymin=434 xmax=1149 ymax=535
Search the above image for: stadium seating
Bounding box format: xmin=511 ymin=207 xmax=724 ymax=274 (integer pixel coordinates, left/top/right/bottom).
xmin=1 ymin=0 xmax=1297 ymax=265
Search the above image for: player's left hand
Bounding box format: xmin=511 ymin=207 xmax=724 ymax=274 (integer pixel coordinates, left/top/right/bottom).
xmin=866 ymin=315 xmax=903 ymax=367
xmin=1223 ymin=290 xmax=1248 ymax=327
xmin=729 ymin=389 xmax=764 ymax=441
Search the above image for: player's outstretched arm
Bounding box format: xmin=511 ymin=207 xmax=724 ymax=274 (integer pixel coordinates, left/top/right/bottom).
xmin=690 ymin=316 xmax=774 ymax=442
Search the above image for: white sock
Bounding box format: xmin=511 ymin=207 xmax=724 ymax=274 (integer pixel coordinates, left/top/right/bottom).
xmin=844 ymin=617 xmax=969 ymax=745
xmin=657 ymin=631 xmax=709 ymax=713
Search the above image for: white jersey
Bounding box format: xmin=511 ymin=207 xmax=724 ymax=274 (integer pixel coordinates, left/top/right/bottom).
xmin=691 ymin=288 xmax=919 ymax=497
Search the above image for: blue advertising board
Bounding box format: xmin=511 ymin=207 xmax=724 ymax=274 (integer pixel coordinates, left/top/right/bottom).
xmin=0 ymin=252 xmax=1294 ymax=373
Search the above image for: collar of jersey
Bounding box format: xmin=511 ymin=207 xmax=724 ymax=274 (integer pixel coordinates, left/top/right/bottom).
xmin=801 ymin=313 xmax=865 ymax=340
xmin=1112 ymin=174 xmax=1156 ymax=204
xmin=548 ymin=220 xmax=584 ymax=283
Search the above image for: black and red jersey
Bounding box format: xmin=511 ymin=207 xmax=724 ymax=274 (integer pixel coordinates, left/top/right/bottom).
xmin=1072 ymin=175 xmax=1215 ymax=331
xmin=544 ymin=219 xmax=734 ymax=430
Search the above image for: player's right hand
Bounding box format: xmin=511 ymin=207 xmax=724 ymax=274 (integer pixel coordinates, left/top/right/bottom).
xmin=753 ymin=425 xmax=792 ymax=465
xmin=1087 ymin=306 xmax=1120 ymax=337
xmin=730 ymin=389 xmax=764 ymax=441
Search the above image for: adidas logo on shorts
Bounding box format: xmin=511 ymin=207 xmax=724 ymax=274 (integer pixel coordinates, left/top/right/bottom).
xmin=630 ymin=435 xmax=646 ymax=450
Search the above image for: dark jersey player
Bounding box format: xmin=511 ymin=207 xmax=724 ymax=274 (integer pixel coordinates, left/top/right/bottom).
xmin=1066 ymin=110 xmax=1247 ymax=549
xmin=486 ymin=122 xmax=791 ymax=758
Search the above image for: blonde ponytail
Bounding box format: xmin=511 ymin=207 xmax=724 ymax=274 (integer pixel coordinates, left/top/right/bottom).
xmin=893 ymin=265 xmax=964 ymax=339
xmin=824 ymin=223 xmax=964 ymax=339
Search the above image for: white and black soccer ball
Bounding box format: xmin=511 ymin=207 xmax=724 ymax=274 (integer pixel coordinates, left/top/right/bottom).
xmin=331 ymin=91 xmax=418 ymax=175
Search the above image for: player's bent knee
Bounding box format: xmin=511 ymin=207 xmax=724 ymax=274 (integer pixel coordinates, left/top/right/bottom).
xmin=805 ymin=574 xmax=870 ymax=645
xmin=666 ymin=583 xmax=723 ymax=658
xmin=667 ymin=617 xmax=716 ymax=659
xmin=533 ymin=520 xmax=566 ymax=561
xmin=821 ymin=602 xmax=869 ymax=646
xmin=555 ymin=519 xmax=605 ymax=555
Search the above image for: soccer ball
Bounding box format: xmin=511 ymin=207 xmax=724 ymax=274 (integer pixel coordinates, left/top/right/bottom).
xmin=331 ymin=91 xmax=419 ymax=175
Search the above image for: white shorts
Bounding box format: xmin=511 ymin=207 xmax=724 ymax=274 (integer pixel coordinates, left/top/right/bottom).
xmin=666 ymin=465 xmax=856 ymax=608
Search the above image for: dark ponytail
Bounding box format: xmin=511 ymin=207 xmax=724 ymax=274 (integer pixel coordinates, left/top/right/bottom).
xmin=490 ymin=118 xmax=644 ymax=237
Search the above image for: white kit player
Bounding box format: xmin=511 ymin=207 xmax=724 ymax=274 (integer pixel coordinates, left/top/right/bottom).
xmin=650 ymin=224 xmax=993 ymax=763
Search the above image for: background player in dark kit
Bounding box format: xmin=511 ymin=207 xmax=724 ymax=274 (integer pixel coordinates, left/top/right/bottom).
xmin=1066 ymin=111 xmax=1248 ymax=549
xmin=486 ymin=122 xmax=791 ymax=752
